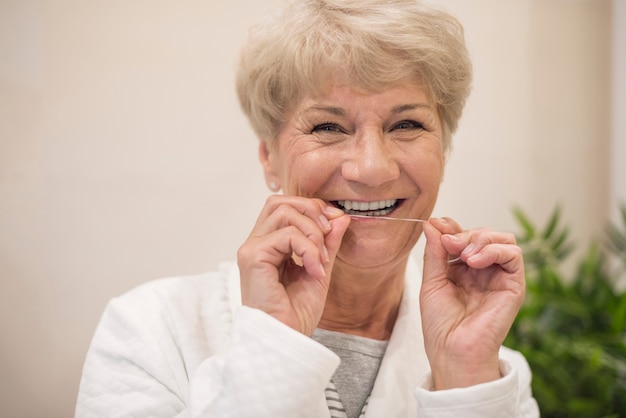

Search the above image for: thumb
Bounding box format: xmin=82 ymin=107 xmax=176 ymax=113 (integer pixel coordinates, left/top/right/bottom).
xmin=422 ymin=220 xmax=450 ymax=286
xmin=325 ymin=214 xmax=351 ymax=259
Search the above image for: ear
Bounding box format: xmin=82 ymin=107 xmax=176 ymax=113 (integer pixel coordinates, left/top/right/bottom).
xmin=258 ymin=141 xmax=280 ymax=192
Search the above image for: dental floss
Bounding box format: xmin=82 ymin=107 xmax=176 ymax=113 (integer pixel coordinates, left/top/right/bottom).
xmin=349 ymin=214 xmax=426 ymax=222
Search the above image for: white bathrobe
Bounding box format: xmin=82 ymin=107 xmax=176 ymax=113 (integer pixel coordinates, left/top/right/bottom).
xmin=76 ymin=257 xmax=539 ymax=417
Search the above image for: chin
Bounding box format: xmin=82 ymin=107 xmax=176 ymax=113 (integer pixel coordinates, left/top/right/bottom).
xmin=336 ymin=243 xmax=412 ymax=271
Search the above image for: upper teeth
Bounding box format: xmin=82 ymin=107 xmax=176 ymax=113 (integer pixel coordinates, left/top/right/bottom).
xmin=337 ymin=199 xmax=397 ymax=211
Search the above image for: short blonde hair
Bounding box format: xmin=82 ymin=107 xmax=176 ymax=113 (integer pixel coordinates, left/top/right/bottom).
xmin=236 ymin=0 xmax=472 ymax=154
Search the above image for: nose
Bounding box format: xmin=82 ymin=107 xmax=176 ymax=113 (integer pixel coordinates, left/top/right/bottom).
xmin=341 ymin=129 xmax=400 ymax=187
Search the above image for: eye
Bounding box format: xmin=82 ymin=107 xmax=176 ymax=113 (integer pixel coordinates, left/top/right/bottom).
xmin=312 ymin=122 xmax=345 ymax=134
xmin=392 ymin=120 xmax=424 ymax=131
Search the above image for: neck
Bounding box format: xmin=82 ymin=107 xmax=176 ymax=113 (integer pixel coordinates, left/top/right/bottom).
xmin=318 ymin=260 xmax=406 ymax=340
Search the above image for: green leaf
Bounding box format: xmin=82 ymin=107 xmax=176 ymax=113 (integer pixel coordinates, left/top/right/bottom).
xmin=509 ymin=205 xmax=626 ymax=417
xmin=552 ymin=228 xmax=573 ymax=260
xmin=512 ymin=206 xmax=536 ymax=241
xmin=542 ymin=205 xmax=561 ymax=240
xmin=611 ymin=293 xmax=626 ymax=333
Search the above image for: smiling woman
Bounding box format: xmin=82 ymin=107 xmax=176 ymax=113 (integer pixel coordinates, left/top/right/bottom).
xmin=75 ymin=1 xmax=539 ymax=417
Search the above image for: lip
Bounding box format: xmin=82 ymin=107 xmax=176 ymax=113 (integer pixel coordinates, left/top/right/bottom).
xmin=348 ymin=214 xmax=392 ymax=222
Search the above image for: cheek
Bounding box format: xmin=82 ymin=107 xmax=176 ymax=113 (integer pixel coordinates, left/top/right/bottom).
xmin=406 ymin=148 xmax=445 ymax=184
xmin=281 ymin=147 xmax=339 ymax=195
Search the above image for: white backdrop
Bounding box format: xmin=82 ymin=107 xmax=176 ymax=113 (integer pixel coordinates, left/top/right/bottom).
xmin=0 ymin=1 xmax=617 ymax=416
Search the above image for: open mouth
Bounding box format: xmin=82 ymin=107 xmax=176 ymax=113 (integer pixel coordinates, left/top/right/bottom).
xmin=333 ymin=199 xmax=400 ymax=216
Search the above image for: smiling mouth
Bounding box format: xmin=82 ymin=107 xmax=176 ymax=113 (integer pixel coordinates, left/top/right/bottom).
xmin=333 ymin=199 xmax=400 ymax=216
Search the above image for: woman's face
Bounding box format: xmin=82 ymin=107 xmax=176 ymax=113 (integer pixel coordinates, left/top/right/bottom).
xmin=260 ymin=80 xmax=445 ymax=270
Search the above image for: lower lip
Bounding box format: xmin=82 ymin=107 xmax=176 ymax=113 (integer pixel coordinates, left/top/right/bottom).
xmin=349 ymin=215 xmax=395 ymax=222
xmin=349 ymin=214 xmax=426 ymax=223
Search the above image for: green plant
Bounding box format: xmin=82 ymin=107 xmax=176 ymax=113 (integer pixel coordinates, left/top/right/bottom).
xmin=505 ymin=205 xmax=626 ymax=418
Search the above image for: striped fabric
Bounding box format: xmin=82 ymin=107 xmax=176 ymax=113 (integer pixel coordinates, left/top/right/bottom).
xmin=325 ymin=380 xmax=369 ymax=418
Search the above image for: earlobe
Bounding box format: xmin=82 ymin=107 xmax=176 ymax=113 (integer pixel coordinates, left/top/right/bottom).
xmin=268 ymin=180 xmax=280 ymax=192
xmin=258 ymin=141 xmax=281 ymax=192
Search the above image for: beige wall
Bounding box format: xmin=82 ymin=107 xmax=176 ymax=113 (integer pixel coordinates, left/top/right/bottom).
xmin=613 ymin=0 xmax=626 ymax=218
xmin=0 ymin=1 xmax=614 ymax=416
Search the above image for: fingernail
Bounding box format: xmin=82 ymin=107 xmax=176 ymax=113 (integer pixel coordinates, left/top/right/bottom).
xmin=468 ymin=253 xmax=482 ymax=263
xmin=444 ymin=234 xmax=460 ymax=242
xmin=462 ymin=243 xmax=475 ymax=256
xmin=319 ymin=214 xmax=331 ymax=231
xmin=324 ymin=206 xmax=345 ymax=217
xmin=322 ymin=245 xmax=330 ymax=262
xmin=320 ymin=263 xmax=328 ymax=277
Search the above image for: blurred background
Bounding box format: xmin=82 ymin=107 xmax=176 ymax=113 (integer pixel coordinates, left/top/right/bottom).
xmin=1 ymin=0 xmax=624 ymax=416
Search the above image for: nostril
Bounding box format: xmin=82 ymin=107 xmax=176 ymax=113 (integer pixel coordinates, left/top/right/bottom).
xmin=341 ymin=151 xmax=400 ymax=187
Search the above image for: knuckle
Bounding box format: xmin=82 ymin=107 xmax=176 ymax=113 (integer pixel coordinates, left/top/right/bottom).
xmin=307 ymin=231 xmax=324 ymax=247
xmin=265 ymin=194 xmax=282 ymax=205
xmin=506 ymin=232 xmax=518 ymax=244
xmin=237 ymin=243 xmax=255 ymax=265
xmin=283 ymin=225 xmax=300 ymax=236
xmin=272 ymin=204 xmax=289 ymax=219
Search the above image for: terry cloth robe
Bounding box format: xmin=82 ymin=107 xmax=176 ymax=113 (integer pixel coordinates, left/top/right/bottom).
xmin=76 ymin=256 xmax=540 ymax=417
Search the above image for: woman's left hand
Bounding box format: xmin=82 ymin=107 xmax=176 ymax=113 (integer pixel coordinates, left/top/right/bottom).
xmin=420 ymin=217 xmax=526 ymax=390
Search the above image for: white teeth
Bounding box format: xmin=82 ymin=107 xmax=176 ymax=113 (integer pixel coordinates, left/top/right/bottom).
xmin=338 ymin=199 xmax=397 ymax=211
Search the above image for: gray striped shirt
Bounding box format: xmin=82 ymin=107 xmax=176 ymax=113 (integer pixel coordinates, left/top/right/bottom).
xmin=313 ymin=329 xmax=388 ymax=418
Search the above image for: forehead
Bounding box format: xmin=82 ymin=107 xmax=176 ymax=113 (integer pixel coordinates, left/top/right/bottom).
xmin=295 ymin=80 xmax=435 ymax=115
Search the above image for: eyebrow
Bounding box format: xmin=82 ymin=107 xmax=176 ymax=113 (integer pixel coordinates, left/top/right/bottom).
xmin=303 ymin=105 xmax=346 ymax=116
xmin=303 ymin=102 xmax=433 ymax=117
xmin=391 ymin=103 xmax=433 ymax=113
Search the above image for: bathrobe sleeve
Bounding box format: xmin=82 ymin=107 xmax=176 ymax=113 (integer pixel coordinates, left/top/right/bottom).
xmin=414 ymin=346 xmax=540 ymax=418
xmin=75 ymin=275 xmax=339 ymax=418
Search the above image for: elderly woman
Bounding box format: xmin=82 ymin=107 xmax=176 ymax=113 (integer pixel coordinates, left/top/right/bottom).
xmin=77 ymin=0 xmax=539 ymax=417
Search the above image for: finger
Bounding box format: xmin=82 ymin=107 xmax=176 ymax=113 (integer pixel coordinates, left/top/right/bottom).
xmin=428 ymin=217 xmax=465 ymax=261
xmin=422 ymin=220 xmax=450 ymax=283
xmin=251 ymin=201 xmax=337 ymax=265
xmin=463 ymin=242 xmax=525 ymax=274
xmin=254 ymin=203 xmax=327 ymax=248
xmin=440 ymin=229 xmax=517 ymax=260
xmin=248 ymin=197 xmax=349 ymax=278
xmin=254 ymin=196 xmax=328 ymax=234
xmin=428 ymin=217 xmax=463 ymax=235
xmin=324 ymin=214 xmax=351 ymax=261
xmin=323 ymin=205 xmax=346 ymax=220
xmin=255 ymin=195 xmax=337 ymax=235
xmin=240 ymin=226 xmax=328 ymax=279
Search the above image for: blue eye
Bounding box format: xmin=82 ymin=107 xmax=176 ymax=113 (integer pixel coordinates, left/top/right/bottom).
xmin=393 ymin=120 xmax=424 ymax=130
xmin=312 ymin=123 xmax=344 ymax=133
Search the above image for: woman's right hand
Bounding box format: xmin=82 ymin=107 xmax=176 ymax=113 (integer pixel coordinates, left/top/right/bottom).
xmin=237 ymin=195 xmax=351 ymax=336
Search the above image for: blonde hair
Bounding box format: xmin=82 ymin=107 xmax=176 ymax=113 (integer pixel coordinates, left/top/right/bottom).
xmin=236 ymin=0 xmax=472 ymax=154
